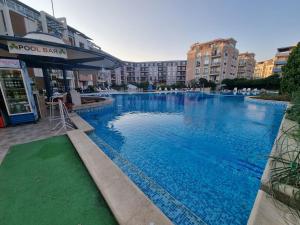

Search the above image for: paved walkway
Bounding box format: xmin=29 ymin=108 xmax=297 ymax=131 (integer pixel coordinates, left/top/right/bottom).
xmin=0 ymin=119 xmax=59 ymax=163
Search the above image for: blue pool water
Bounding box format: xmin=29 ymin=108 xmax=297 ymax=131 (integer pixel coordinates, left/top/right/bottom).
xmin=78 ymin=93 xmax=286 ymax=225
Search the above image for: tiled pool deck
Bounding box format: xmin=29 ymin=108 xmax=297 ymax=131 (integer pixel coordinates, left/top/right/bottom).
xmin=0 ymin=119 xmax=58 ymax=163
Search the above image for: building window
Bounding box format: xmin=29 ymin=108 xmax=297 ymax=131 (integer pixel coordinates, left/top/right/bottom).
xmin=79 ymin=42 xmax=85 ymax=48
xmin=204 ymin=57 xmax=209 ymax=65
xmin=204 ymin=67 xmax=209 ymax=74
xmin=212 ymin=58 xmax=221 ymax=64
xmin=69 ymin=37 xmax=75 ymax=46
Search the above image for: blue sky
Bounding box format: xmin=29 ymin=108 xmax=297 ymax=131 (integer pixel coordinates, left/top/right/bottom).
xmin=22 ymin=0 xmax=300 ymax=62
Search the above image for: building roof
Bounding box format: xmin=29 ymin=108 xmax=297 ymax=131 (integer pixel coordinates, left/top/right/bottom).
xmin=277 ymin=46 xmax=295 ymax=52
xmin=0 ymin=35 xmax=123 ymax=70
xmin=10 ymin=0 xmax=40 ymax=15
xmin=239 ymin=52 xmax=255 ymax=57
xmin=67 ymin=25 xmax=92 ymax=40
xmin=191 ymin=38 xmax=237 ymax=49
xmin=125 ymin=60 xmax=187 ymax=65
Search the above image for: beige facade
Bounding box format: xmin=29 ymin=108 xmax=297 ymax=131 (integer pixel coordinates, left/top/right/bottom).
xmin=273 ymin=46 xmax=295 ymax=75
xmin=186 ymin=38 xmax=239 ymax=84
xmin=254 ymin=59 xmax=274 ymax=79
xmin=237 ymin=52 xmax=256 ymax=79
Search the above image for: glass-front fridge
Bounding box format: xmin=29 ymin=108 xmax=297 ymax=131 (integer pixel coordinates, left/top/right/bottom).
xmin=0 ymin=60 xmax=38 ymax=125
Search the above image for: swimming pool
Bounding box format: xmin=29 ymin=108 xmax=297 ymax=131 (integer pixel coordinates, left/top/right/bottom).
xmin=78 ymin=93 xmax=286 ymax=225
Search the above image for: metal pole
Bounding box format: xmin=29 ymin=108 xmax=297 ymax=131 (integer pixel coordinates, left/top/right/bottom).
xmin=42 ymin=67 xmax=53 ymax=100
xmin=62 ymin=69 xmax=68 ymax=92
xmin=51 ymin=0 xmax=55 ymax=17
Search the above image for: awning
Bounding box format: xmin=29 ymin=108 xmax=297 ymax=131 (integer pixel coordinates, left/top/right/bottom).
xmin=0 ymin=33 xmax=123 ymax=70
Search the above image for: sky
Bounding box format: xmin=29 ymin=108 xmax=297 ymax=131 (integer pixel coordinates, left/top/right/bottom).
xmin=21 ymin=0 xmax=300 ymax=62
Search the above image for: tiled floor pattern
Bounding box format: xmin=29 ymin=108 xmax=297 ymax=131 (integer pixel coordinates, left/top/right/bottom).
xmin=0 ymin=119 xmax=64 ymax=164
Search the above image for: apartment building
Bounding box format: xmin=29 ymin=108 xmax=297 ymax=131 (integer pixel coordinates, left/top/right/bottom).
xmin=273 ymin=46 xmax=295 ymax=75
xmin=0 ymin=0 xmax=104 ymax=90
xmin=108 ymin=60 xmax=187 ymax=86
xmin=97 ymin=69 xmax=112 ymax=87
xmin=237 ymin=52 xmax=256 ymax=79
xmin=254 ymin=59 xmax=274 ymax=79
xmin=186 ymin=38 xmax=239 ymax=84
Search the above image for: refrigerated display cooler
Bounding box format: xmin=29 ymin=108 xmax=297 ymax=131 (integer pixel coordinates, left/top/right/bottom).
xmin=0 ymin=60 xmax=38 ymax=125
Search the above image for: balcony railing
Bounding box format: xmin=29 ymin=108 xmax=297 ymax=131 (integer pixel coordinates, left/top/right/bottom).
xmin=211 ymin=62 xmax=221 ymax=66
xmin=274 ymin=61 xmax=287 ymax=65
xmin=211 ymin=52 xmax=221 ymax=57
xmin=276 ymin=52 xmax=290 ymax=57
xmin=210 ymin=71 xmax=220 ymax=75
xmin=273 ymin=68 xmax=282 ymax=73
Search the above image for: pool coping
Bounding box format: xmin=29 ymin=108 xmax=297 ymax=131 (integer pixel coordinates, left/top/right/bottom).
xmin=73 ymin=97 xmax=114 ymax=110
xmin=247 ymin=99 xmax=300 ymax=225
xmin=68 ymin=109 xmax=173 ymax=225
xmin=69 ymin=112 xmax=94 ymax=133
xmin=71 ymin=94 xmax=293 ymax=225
xmin=244 ymin=96 xmax=289 ymax=105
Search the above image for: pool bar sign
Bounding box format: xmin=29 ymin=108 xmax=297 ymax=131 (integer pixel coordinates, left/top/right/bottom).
xmin=7 ymin=41 xmax=67 ymax=59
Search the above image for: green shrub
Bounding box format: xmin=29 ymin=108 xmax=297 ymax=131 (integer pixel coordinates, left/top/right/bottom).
xmin=222 ymin=75 xmax=281 ymax=90
xmin=188 ymin=78 xmax=216 ymax=89
xmin=286 ymin=91 xmax=300 ymax=124
xmin=111 ymin=84 xmax=127 ymax=91
xmin=87 ymin=85 xmax=96 ymax=92
xmin=208 ymin=81 xmax=216 ymax=90
xmin=135 ymin=82 xmax=149 ymax=90
xmin=281 ymin=42 xmax=300 ymax=95
xmin=253 ymin=93 xmax=291 ymax=102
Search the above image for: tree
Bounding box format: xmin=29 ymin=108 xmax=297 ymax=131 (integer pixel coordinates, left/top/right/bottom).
xmin=207 ymin=81 xmax=216 ymax=90
xmin=136 ymin=82 xmax=149 ymax=90
xmin=221 ymin=76 xmax=281 ymax=90
xmin=199 ymin=78 xmax=208 ymax=87
xmin=188 ymin=79 xmax=198 ymax=88
xmin=281 ymin=42 xmax=300 ymax=95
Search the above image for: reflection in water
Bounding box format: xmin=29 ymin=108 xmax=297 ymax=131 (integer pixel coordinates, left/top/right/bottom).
xmin=79 ymin=93 xmax=286 ymax=225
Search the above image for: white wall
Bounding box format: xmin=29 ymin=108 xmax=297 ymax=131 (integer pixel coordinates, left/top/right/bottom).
xmin=24 ymin=17 xmax=38 ymax=33
xmin=0 ymin=4 xmax=13 ymax=36
xmin=74 ymin=33 xmax=89 ymax=49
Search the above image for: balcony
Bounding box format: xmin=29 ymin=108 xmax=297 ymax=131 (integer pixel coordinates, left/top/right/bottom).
xmin=273 ymin=68 xmax=282 ymax=73
xmin=210 ymin=71 xmax=220 ymax=75
xmin=276 ymin=52 xmax=290 ymax=57
xmin=211 ymin=52 xmax=221 ymax=58
xmin=210 ymin=62 xmax=221 ymax=67
xmin=274 ymin=60 xmax=287 ymax=65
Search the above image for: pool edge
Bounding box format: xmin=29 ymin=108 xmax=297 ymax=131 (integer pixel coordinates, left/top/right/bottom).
xmin=247 ymin=101 xmax=300 ymax=225
xmin=68 ymin=116 xmax=173 ymax=225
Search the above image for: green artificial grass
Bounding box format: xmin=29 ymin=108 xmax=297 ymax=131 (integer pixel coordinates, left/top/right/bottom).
xmin=0 ymin=135 xmax=118 ymax=225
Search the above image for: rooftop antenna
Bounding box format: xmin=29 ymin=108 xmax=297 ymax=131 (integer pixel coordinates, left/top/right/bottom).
xmin=51 ymin=0 xmax=55 ymax=17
